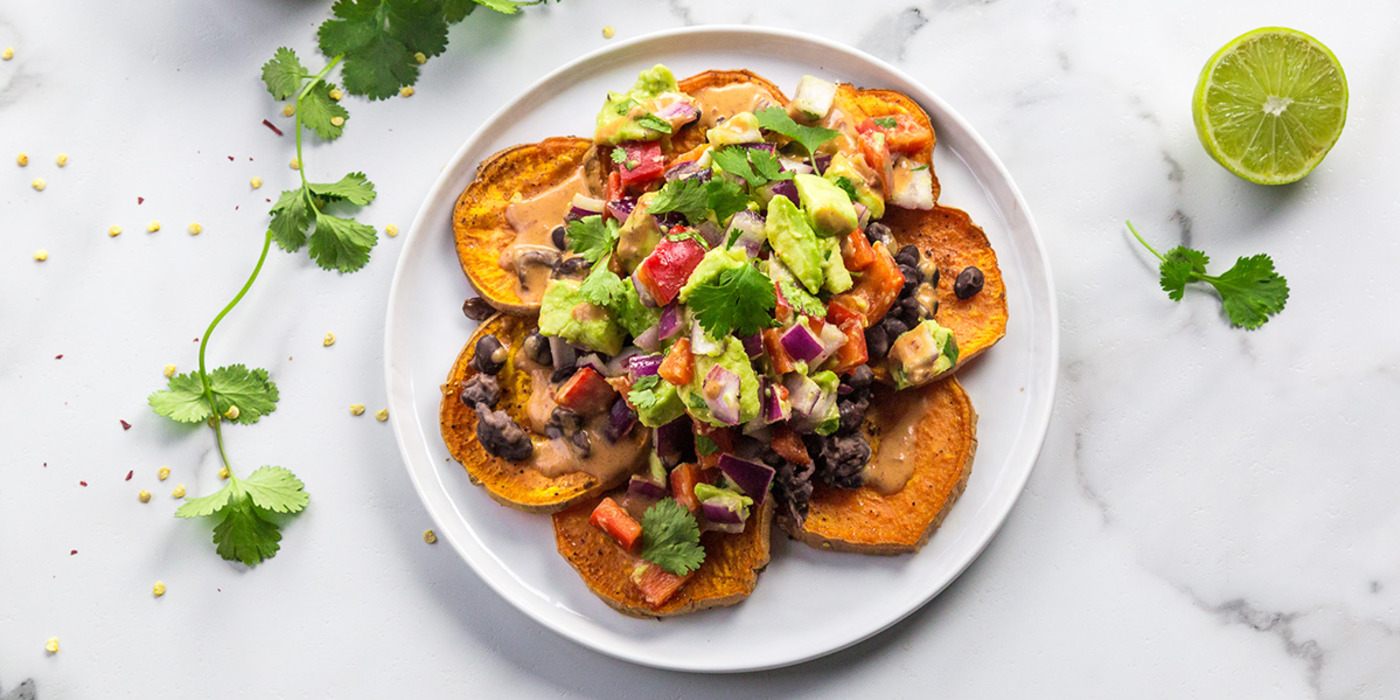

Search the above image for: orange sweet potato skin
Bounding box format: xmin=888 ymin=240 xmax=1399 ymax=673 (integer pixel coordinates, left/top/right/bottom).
xmin=451 ymin=138 xmax=603 ymax=315
xmin=669 ymin=70 xmax=789 ymax=157
xmin=553 ymin=496 xmax=773 ymax=618
xmin=791 ymin=378 xmax=977 ymax=554
xmin=831 ymin=83 xmax=940 ymax=203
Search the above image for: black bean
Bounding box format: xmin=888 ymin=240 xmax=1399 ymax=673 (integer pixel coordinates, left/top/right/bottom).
xmin=470 ymin=334 xmax=507 ymax=375
xmin=901 ymin=295 xmax=923 ymax=321
xmin=461 ymin=297 xmax=495 ymax=322
xmin=551 ymin=225 xmax=568 ymax=251
xmin=865 ymin=222 xmax=894 ymax=248
xmin=846 ymin=364 xmax=874 ymax=389
xmin=810 ymin=432 xmax=871 ymax=489
xmin=881 ymin=316 xmax=909 ymax=340
xmin=476 ymin=406 xmax=533 ymax=462
xmin=522 ymin=332 xmax=552 ymax=366
xmin=550 ymin=365 xmax=577 ymax=384
xmin=929 ymin=266 xmax=940 ymax=289
xmin=459 ymin=374 xmax=501 ymax=409
xmin=771 ymin=458 xmax=815 ymax=525
xmin=898 ymin=264 xmax=920 ymax=296
xmin=837 ymin=399 xmax=867 ymax=433
xmin=955 ymin=266 xmax=985 ymax=300
xmin=894 ymin=244 xmax=920 ymax=269
xmin=864 ymin=324 xmax=890 ymax=361
xmin=551 ymin=256 xmax=590 ymax=280
xmin=569 ymin=430 xmax=592 ymax=458
xmin=546 ymin=407 xmax=583 ymax=437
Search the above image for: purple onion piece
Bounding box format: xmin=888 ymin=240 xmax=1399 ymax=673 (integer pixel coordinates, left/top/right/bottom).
xmin=658 ymin=303 xmax=681 ymax=340
xmin=655 ymin=417 xmax=693 ymax=465
xmin=702 ymin=364 xmax=743 ymax=425
xmin=576 ymin=353 xmax=608 ymax=376
xmin=654 ymin=211 xmax=688 ymax=229
xmin=719 ymin=454 xmax=775 ymax=504
xmin=837 ymin=383 xmax=854 ymax=396
xmin=784 ymin=373 xmax=823 ymax=417
xmin=633 ymin=325 xmax=661 ymax=352
xmin=663 ymin=160 xmax=712 ymax=183
xmin=739 ymin=142 xmax=777 ymax=155
xmin=697 ymin=221 xmax=724 ymax=247
xmin=780 ymin=324 xmax=824 ymax=363
xmin=853 ymin=201 xmax=870 ymax=230
xmin=769 ymin=180 xmax=799 ymax=207
xmin=691 ymin=321 xmax=724 ymax=357
xmin=763 ymin=382 xmax=790 ymax=424
xmin=814 ymin=154 xmax=832 ymax=173
xmin=628 ymin=474 xmax=669 ymax=501
xmin=701 ymin=499 xmax=745 ymax=525
xmin=725 ymin=210 xmax=766 ymax=256
xmin=630 ymin=270 xmax=658 ymax=308
xmin=548 ymin=336 xmax=577 ymax=370
xmin=740 ymin=333 xmax=763 ymax=359
xmin=627 ymin=353 xmax=664 ymax=377
xmin=809 ymin=322 xmax=849 ymax=369
xmin=606 ymin=347 xmax=643 ymax=377
xmin=604 ymin=397 xmax=638 ymax=443
xmin=778 ymin=157 xmax=814 ymax=175
xmin=607 ymin=196 xmax=637 ymax=223
xmin=655 ymin=100 xmax=699 ymax=124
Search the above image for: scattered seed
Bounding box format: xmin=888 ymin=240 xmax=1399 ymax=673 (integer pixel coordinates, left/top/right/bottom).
xmin=423 ymin=529 xmax=437 ymax=544
xmin=158 ymin=466 xmax=170 ymax=481
xmin=163 ymin=364 xmax=176 ymax=378
xmin=172 ymin=484 xmax=186 ymax=498
xmin=289 ymin=158 xmax=300 ymax=170
xmin=330 ymin=116 xmax=345 ymax=127
xmin=281 ymin=104 xmax=295 ymax=117
xmin=218 ymin=466 xmax=230 ymax=480
xmin=45 ymin=638 xmax=59 ymax=654
xmin=1 ymin=47 xmax=13 ymax=61
xmin=250 ymin=176 xmax=262 ymax=189
xmin=138 ymin=489 xmax=152 ymax=503
xmin=386 ymin=224 xmax=399 ymax=238
xmin=152 ymin=581 xmax=166 ymax=597
xmin=603 ymin=25 xmax=616 ymax=39
xmin=188 ymin=223 xmax=202 ymax=235
xmin=350 ymin=404 xmax=365 ymax=416
xmin=17 ymin=152 xmax=28 ymax=166
xmin=375 ymin=409 xmax=389 ymax=422
xmin=329 ymin=88 xmax=343 ymax=101
xmin=56 ymin=153 xmax=68 ymax=167
xmin=108 ymin=225 xmax=122 ymax=237
xmin=323 ymin=332 xmax=336 ymax=347
xmin=32 ymin=177 xmax=46 ymax=191
xmin=400 ymin=86 xmax=414 ymax=98
xmin=147 ymin=220 xmax=161 ymax=233
xmin=34 ymin=249 xmax=48 ymax=261
xmin=224 ymin=405 xmax=240 ymax=421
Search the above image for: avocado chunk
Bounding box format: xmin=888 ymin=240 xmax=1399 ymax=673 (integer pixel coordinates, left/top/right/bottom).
xmin=677 ymin=337 xmax=761 ymax=427
xmin=615 ymin=192 xmax=663 ymax=273
xmin=677 ymin=246 xmax=749 ymax=303
xmin=888 ymin=319 xmax=959 ymax=389
xmin=823 ymin=152 xmax=885 ymax=221
xmin=821 ymin=235 xmax=852 ymax=294
xmin=766 ymin=194 xmax=825 ymax=294
xmin=538 ymin=279 xmax=625 ymax=356
xmin=630 ymin=378 xmax=686 ymax=428
xmin=595 ymin=65 xmax=691 ymax=145
xmin=794 ymin=173 xmax=858 ymax=238
xmin=706 ymin=111 xmax=763 ymax=146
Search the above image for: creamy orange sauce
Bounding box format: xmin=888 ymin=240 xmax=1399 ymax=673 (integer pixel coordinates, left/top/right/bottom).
xmin=691 ymin=83 xmax=778 ymax=131
xmin=864 ymin=389 xmax=934 ymax=494
xmin=819 ymin=106 xmax=862 ymax=157
xmin=500 ymin=168 xmax=589 ymax=303
xmin=514 ymin=350 xmax=649 ymax=483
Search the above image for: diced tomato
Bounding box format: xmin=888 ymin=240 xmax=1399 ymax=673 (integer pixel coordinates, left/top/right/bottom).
xmin=858 ymin=130 xmax=894 ymax=198
xmin=828 ymin=318 xmax=869 ymax=375
xmin=694 ymin=425 xmax=734 ymax=470
xmin=634 ymin=233 xmax=706 ymax=305
xmin=826 ymin=299 xmax=861 ymax=327
xmin=605 ymin=171 xmax=624 ymax=209
xmin=670 ymin=462 xmax=701 ymax=513
xmin=616 ymin=140 xmax=666 ymax=186
xmin=832 ymin=241 xmax=903 ymax=328
xmin=630 ymin=561 xmax=693 ymax=607
xmin=553 ymin=366 xmax=617 ymax=416
xmin=856 ymin=114 xmax=933 ymax=155
xmin=770 ymin=424 xmax=812 ymax=467
xmin=658 ymin=337 xmax=694 ymax=386
xmin=762 ymin=328 xmax=796 ymax=374
xmin=773 ymin=281 xmax=792 ymax=325
xmin=840 ymin=228 xmax=876 ymax=271
xmin=590 ymin=497 xmax=643 ymax=553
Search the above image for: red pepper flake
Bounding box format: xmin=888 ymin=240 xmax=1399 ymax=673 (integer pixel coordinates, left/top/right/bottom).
xmin=137 ymin=196 xmax=145 ymax=204
xmin=55 ymin=354 xmax=63 ymax=359
xmin=120 ymin=419 xmax=131 ymax=430
xmin=262 ymin=118 xmax=284 ymax=136
xmin=125 ymin=470 xmax=134 ymax=481
xmin=70 ymin=550 xmax=77 ymax=555
xmin=227 ymin=155 xmax=234 ymax=161
xmin=79 ymin=481 xmax=87 ymax=487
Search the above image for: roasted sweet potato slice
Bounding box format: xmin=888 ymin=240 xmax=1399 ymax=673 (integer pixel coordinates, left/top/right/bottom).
xmin=830 ymin=83 xmax=940 ymax=202
xmin=440 ymin=313 xmax=643 ymax=513
xmin=669 ymin=70 xmax=790 ymax=158
xmin=452 ymin=137 xmax=604 ymax=315
xmin=884 ymin=204 xmax=1007 ymax=368
xmin=790 ymin=378 xmax=977 ymax=554
xmin=554 ymin=496 xmax=773 ymax=617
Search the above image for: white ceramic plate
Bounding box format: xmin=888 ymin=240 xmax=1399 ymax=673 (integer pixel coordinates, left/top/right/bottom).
xmin=385 ymin=26 xmax=1057 ymax=672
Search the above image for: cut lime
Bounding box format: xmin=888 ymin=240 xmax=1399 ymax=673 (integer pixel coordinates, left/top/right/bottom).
xmin=1192 ymin=27 xmax=1348 ymax=185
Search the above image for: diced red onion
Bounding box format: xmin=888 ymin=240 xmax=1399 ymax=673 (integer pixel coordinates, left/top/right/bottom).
xmin=658 ymin=303 xmax=682 ymax=340
xmin=697 ymin=221 xmax=724 ymax=247
xmin=606 ymin=347 xmax=643 ymax=377
xmin=768 ymin=180 xmax=799 ymax=206
xmin=630 ymin=270 xmax=658 ymax=308
xmin=655 ymin=417 xmax=693 ymax=465
xmin=655 ymin=100 xmax=699 ymax=125
xmin=627 ymin=353 xmax=664 ymax=377
xmin=740 ymin=333 xmax=763 ymax=358
xmin=628 ymin=474 xmax=669 ymax=501
xmin=604 ymin=397 xmax=638 ymax=443
xmin=654 ymin=211 xmax=687 ymax=229
xmin=778 ymin=157 xmax=813 ymax=175
xmin=719 ymin=454 xmax=775 ymax=504
xmin=784 ymin=373 xmax=823 ymax=417
xmin=607 ymin=196 xmax=637 ymax=222
xmin=725 ymin=210 xmax=766 ymax=256
xmin=702 ymin=364 xmax=742 ymax=425
xmin=740 ymin=142 xmax=777 ymax=155
xmin=664 ymin=160 xmax=712 ymax=183
xmin=853 ymin=200 xmax=870 ymax=229
xmin=577 ymin=353 xmax=608 ymax=376
xmin=814 ymin=154 xmax=832 ymax=173
xmin=633 ymin=325 xmax=661 ymax=352
xmin=691 ymin=322 xmax=723 ymax=357
xmin=763 ymin=381 xmax=790 ymax=423
xmin=701 ymin=499 xmax=745 ymax=525
xmin=780 ymin=323 xmax=824 ymax=363
xmin=549 ymin=336 xmax=577 ymax=369
xmin=810 ymin=322 xmax=849 ymax=368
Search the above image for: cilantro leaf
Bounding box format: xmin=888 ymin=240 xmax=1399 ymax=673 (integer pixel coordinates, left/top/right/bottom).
xmin=174 ymin=466 xmax=308 ymax=565
xmin=149 ymin=365 xmax=279 ymax=425
xmin=749 ymin=149 xmax=791 ymax=182
xmin=578 ymin=253 xmax=627 ymax=309
xmin=779 ymin=279 xmax=826 ymax=318
xmin=755 ymin=107 xmax=838 ymax=164
xmin=565 ymin=215 xmax=618 ymax=264
xmin=240 ymin=466 xmax=311 ymax=514
xmin=640 ymin=498 xmax=705 ymax=576
xmin=648 ymin=178 xmax=710 ymax=224
xmin=636 ymin=113 xmax=674 ymax=134
xmin=609 ymin=148 xmax=628 ymax=164
xmin=687 ymin=263 xmax=778 ymax=338
xmin=628 ymin=374 xmax=665 ymax=410
xmin=694 ymin=434 xmax=718 ymax=457
xmin=831 ymin=176 xmax=859 ymax=203
xmin=261 ymin=47 xmax=306 ymax=100
xmin=873 ymin=116 xmax=897 ymax=129
xmin=299 ymin=82 xmax=351 ymax=140
xmin=309 ymin=172 xmax=377 ymax=205
xmin=1127 ymin=221 xmax=1289 ymax=329
xmin=269 ymin=189 xmax=314 ymax=252
xmin=174 ymin=484 xmax=237 ymax=519
xmin=318 ymin=0 xmax=448 ymax=100
xmin=711 ymin=147 xmax=760 ymax=186
xmin=212 ymin=495 xmax=284 ymax=566
xmin=308 ymin=213 xmax=378 ymax=272
xmin=148 ymin=372 xmax=214 ymax=423
xmin=706 ymin=178 xmax=750 ymax=225
xmin=443 ymin=0 xmax=477 ymax=23
xmin=472 ymin=0 xmax=531 ymax=13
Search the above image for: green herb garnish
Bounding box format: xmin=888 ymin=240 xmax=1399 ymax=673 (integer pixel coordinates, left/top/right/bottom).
xmin=687 ymin=264 xmax=779 ymax=338
xmin=640 ymin=499 xmax=706 ymax=576
xmin=755 ymin=107 xmax=839 ymax=169
xmin=1127 ymin=220 xmax=1289 ymax=329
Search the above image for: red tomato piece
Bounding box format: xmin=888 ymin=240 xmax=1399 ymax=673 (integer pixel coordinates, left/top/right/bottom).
xmin=634 ymin=233 xmax=706 ymax=305
xmin=856 ymin=114 xmax=933 ymax=155
xmin=840 ymin=228 xmax=876 ymax=271
xmin=762 ymin=328 xmax=796 ymax=375
xmin=828 ymin=318 xmax=869 ymax=375
xmin=553 ymin=366 xmax=617 ymax=416
xmin=670 ymin=462 xmax=701 ymax=514
xmin=773 ymin=281 xmax=793 ymax=325
xmin=616 ymin=141 xmax=666 ymax=186
xmin=590 ymin=497 xmax=643 ymax=552
xmin=630 ymin=561 xmax=693 ymax=607
xmin=832 ymin=241 xmax=903 ymax=328
xmin=858 ymin=130 xmax=894 ymax=198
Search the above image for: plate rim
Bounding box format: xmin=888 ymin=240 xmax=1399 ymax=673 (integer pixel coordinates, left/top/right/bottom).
xmin=384 ymin=24 xmax=1060 ymax=672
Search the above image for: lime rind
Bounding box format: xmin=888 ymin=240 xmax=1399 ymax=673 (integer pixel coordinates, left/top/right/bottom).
xmin=1192 ymin=27 xmax=1348 ymax=185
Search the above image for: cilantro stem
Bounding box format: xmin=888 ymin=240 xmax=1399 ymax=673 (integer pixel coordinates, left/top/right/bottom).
xmin=295 ymin=55 xmax=344 ymax=204
xmin=1125 ymin=219 xmax=1165 ymax=262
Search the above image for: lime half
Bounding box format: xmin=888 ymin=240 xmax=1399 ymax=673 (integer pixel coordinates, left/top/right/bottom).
xmin=1192 ymin=27 xmax=1348 ymax=185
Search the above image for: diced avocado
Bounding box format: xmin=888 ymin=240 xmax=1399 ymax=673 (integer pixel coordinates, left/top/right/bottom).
xmin=677 ymin=337 xmax=761 ymax=427
xmin=888 ymin=319 xmax=959 ymax=389
xmin=595 ymin=65 xmax=686 ymax=145
xmin=692 ymin=483 xmax=753 ymax=520
xmin=632 ymin=379 xmax=685 ymax=428
xmin=615 ymin=193 xmax=663 ymax=273
xmin=677 ymin=246 xmax=749 ymax=303
xmin=766 ymin=195 xmax=825 ymax=294
xmin=706 ymin=111 xmax=762 ymax=146
xmin=823 ymin=152 xmax=885 ymax=221
xmin=538 ymin=279 xmax=625 ymax=356
xmin=821 ymin=235 xmax=852 ymax=293
xmin=794 ymin=173 xmax=858 ymax=238
xmin=615 ymin=282 xmax=660 ymax=338
xmin=810 ymin=370 xmax=842 ymax=435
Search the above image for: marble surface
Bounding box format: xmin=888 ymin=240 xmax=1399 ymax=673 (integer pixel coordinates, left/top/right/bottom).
xmin=2 ymin=0 xmax=1397 ymax=697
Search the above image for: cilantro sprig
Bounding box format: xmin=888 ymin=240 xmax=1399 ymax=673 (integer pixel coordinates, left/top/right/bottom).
xmin=640 ymin=498 xmax=706 ymax=576
xmin=710 ymin=147 xmax=792 ymax=188
xmin=755 ymin=107 xmax=839 ymax=170
xmin=565 ymin=215 xmax=619 ymax=264
xmin=649 ymin=177 xmax=749 ymax=226
xmin=687 ymin=263 xmax=779 ymax=338
xmin=150 ymin=0 xmax=556 ymax=567
xmin=1127 ymin=220 xmax=1289 ymax=329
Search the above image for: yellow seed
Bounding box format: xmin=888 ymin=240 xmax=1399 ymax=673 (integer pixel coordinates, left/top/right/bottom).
xmin=158 ymin=466 xmax=170 ymax=481
xmin=164 ymin=364 xmax=176 ymax=378
xmin=282 ymin=104 xmax=295 ymax=117
xmin=34 ymin=249 xmax=48 ymax=261
xmin=329 ymin=88 xmax=343 ymax=101
xmin=224 ymin=405 xmax=239 ymax=421
xmin=414 ymin=52 xmax=427 ymax=65
xmin=250 ymin=176 xmax=262 ymax=189
xmin=108 ymin=225 xmax=122 ymax=237
xmin=400 ymin=86 xmax=414 ymax=98
xmin=330 ymin=116 xmax=345 ymax=127
xmin=32 ymin=177 xmax=45 ymax=191
xmin=188 ymin=222 xmax=202 ymax=235
xmin=423 ymin=529 xmax=437 ymax=544
xmin=56 ymin=153 xmax=68 ymax=167
xmin=290 ymin=158 xmax=300 ymax=170
xmin=45 ymin=638 xmax=59 ymax=654
xmin=386 ymin=224 xmax=399 ymax=238
xmin=17 ymin=152 xmax=28 ymax=166
xmin=172 ymin=484 xmax=186 ymax=498
xmin=138 ymin=489 xmax=152 ymax=503
xmin=147 ymin=220 xmax=161 ymax=233
xmin=375 ymin=409 xmax=389 ymax=422
xmin=218 ymin=466 xmax=230 ymax=480
xmin=152 ymin=581 xmax=166 ymax=597
xmin=323 ymin=332 xmax=336 ymax=347
xmin=350 ymin=403 xmax=365 ymax=416
xmin=603 ymin=25 xmax=616 ymax=39
xmin=1 ymin=47 xmax=13 ymax=61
